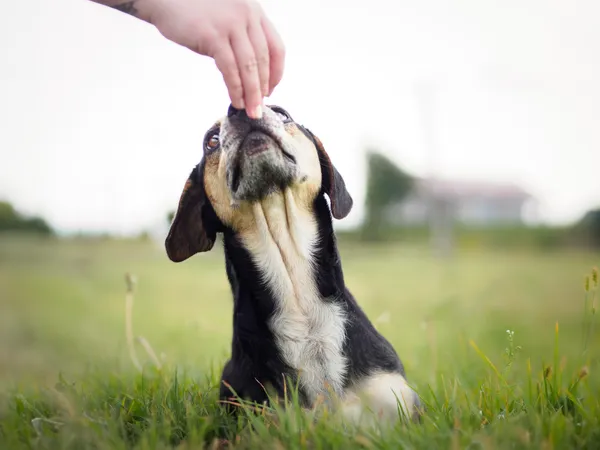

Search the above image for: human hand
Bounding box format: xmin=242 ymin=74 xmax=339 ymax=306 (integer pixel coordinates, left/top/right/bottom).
xmin=137 ymin=0 xmax=285 ymax=118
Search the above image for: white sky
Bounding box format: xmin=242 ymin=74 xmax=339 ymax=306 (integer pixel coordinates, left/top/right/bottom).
xmin=1 ymin=0 xmax=599 ymax=235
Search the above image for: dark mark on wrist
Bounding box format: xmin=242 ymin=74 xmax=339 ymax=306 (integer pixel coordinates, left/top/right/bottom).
xmin=111 ymin=1 xmax=138 ymax=16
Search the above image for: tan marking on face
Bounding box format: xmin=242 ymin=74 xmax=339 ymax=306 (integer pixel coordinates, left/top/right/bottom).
xmin=285 ymin=123 xmax=323 ymax=199
xmin=202 ymin=138 xmax=235 ymax=224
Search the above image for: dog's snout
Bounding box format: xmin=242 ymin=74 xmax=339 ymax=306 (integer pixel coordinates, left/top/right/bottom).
xmin=227 ymin=104 xmax=251 ymax=122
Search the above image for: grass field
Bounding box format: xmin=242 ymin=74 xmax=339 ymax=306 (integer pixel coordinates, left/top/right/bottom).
xmin=0 ymin=234 xmax=599 ymax=449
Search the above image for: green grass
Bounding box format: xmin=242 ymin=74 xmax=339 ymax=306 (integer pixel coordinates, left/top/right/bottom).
xmin=0 ymin=234 xmax=599 ymax=449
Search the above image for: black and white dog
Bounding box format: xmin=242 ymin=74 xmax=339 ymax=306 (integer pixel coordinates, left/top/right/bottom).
xmin=165 ymin=104 xmax=421 ymax=425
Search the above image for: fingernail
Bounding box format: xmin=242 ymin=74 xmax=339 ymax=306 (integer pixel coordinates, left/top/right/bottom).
xmin=249 ymin=104 xmax=262 ymax=119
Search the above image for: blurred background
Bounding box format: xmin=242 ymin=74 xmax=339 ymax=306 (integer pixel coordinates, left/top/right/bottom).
xmin=0 ymin=0 xmax=599 ymax=390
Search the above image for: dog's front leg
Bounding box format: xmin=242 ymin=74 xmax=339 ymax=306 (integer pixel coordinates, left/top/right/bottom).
xmin=218 ymin=360 xmax=272 ymax=414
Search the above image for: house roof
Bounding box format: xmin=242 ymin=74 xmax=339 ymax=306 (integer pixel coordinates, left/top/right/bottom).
xmin=413 ymin=177 xmax=532 ymax=201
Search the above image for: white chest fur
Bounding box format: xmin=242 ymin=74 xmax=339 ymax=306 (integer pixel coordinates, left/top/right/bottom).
xmin=239 ymin=189 xmax=348 ymax=404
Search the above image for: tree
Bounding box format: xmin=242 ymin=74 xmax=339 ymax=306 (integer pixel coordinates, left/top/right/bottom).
xmin=166 ymin=210 xmax=175 ymax=225
xmin=361 ymin=149 xmax=414 ymax=241
xmin=0 ymin=202 xmax=19 ymax=230
xmin=573 ymin=207 xmax=600 ymax=250
xmin=0 ymin=201 xmax=53 ymax=235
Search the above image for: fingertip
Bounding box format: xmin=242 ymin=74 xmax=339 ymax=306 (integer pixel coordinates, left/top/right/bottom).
xmin=244 ymin=89 xmax=264 ymax=119
xmin=247 ymin=104 xmax=263 ymax=119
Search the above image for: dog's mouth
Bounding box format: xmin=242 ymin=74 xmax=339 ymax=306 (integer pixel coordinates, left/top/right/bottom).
xmin=226 ymin=129 xmax=298 ymax=201
xmin=240 ymin=130 xmax=296 ymax=164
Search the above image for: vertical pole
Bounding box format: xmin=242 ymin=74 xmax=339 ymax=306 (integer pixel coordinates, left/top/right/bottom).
xmin=415 ymin=80 xmax=452 ymax=258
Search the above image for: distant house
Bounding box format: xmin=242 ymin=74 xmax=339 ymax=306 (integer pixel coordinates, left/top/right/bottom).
xmin=385 ymin=177 xmax=533 ymax=227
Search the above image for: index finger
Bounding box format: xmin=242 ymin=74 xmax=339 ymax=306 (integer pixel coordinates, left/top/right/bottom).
xmin=230 ymin=30 xmax=263 ymax=118
xmin=214 ymin=43 xmax=245 ymax=110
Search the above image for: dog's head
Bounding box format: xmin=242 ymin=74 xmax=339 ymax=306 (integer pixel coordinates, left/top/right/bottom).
xmin=165 ymin=104 xmax=353 ymax=262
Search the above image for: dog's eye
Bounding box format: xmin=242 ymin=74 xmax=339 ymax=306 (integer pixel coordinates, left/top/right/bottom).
xmin=206 ymin=133 xmax=220 ymax=151
xmin=274 ymin=109 xmax=292 ymax=123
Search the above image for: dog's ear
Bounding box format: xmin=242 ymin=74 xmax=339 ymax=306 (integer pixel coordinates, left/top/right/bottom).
xmin=307 ymin=130 xmax=353 ymax=220
xmin=165 ymin=162 xmax=222 ymax=262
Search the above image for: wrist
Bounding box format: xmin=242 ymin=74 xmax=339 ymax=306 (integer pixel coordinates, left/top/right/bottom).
xmin=90 ymin=0 xmax=154 ymax=23
xmin=129 ymin=0 xmax=156 ymax=23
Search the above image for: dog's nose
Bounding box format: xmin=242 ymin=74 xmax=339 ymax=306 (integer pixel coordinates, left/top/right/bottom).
xmin=227 ymin=104 xmax=240 ymax=118
xmin=227 ymin=105 xmax=248 ymax=119
xmin=227 ymin=104 xmax=251 ymax=121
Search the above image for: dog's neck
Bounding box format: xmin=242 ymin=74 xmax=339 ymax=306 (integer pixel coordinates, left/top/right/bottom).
xmin=223 ymin=190 xmax=346 ymax=304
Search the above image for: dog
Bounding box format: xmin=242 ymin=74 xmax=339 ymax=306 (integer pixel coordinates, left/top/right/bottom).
xmin=164 ymin=104 xmax=421 ymax=426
